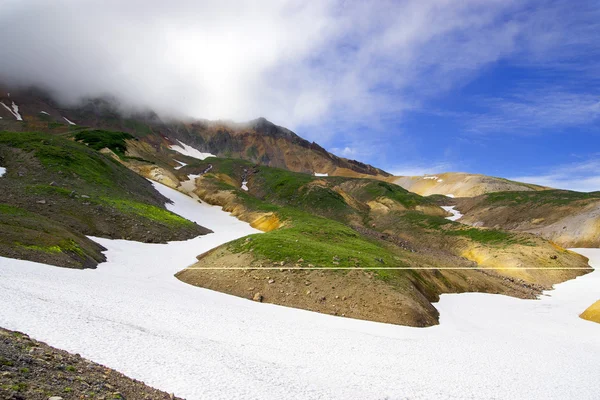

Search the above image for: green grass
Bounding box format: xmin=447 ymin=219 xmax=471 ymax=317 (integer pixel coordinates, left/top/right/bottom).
xmin=484 ymin=189 xmax=600 ymax=206
xmin=360 ymin=181 xmax=432 ymax=208
xmin=230 ymin=208 xmax=404 ymax=269
xmin=0 ymin=131 xmax=124 ymax=188
xmin=101 ymin=197 xmax=196 ymax=228
xmin=74 ymin=129 xmax=135 ymax=156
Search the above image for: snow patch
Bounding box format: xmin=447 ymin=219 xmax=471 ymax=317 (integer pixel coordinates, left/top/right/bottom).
xmin=174 ymin=160 xmax=187 ymax=170
xmin=40 ymin=111 xmax=49 ymax=115
xmin=314 ymin=172 xmax=328 ymax=177
xmin=0 ymin=167 xmax=6 ymax=177
xmin=0 ymin=183 xmax=598 ymax=399
xmin=423 ymin=175 xmax=438 ymax=180
xmin=445 ymin=194 xmax=455 ymax=198
xmin=241 ymin=181 xmax=249 ymax=191
xmin=170 ymin=141 xmax=215 ymax=160
xmin=441 ymin=205 xmax=463 ymax=221
xmin=63 ymin=117 xmax=76 ymax=125
xmin=437 ymin=179 xmax=443 ymax=183
xmin=1 ymin=101 xmax=22 ymax=121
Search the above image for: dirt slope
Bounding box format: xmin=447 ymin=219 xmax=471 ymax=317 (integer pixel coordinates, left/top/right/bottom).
xmin=392 ymin=172 xmax=548 ymax=197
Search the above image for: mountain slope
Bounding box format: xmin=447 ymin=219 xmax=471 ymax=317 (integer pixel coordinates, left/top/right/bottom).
xmin=0 ymin=130 xmax=210 ymax=268
xmin=392 ymin=172 xmax=548 ymax=197
xmin=456 ymin=190 xmax=600 ymax=247
xmin=0 ymin=86 xmax=390 ymax=179
xmin=169 ymin=157 xmax=589 ymax=326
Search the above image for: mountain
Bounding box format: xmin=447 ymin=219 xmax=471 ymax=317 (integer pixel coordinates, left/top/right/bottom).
xmin=392 ymin=172 xmax=548 ymax=197
xmin=0 ymin=84 xmax=592 ymax=326
xmin=0 ymin=87 xmax=390 ymax=179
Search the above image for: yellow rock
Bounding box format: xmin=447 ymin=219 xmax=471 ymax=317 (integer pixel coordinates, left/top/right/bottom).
xmin=580 ymin=300 xmax=600 ymax=324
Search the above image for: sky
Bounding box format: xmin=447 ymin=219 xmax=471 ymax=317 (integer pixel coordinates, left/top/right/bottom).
xmin=0 ymin=0 xmax=599 ymax=190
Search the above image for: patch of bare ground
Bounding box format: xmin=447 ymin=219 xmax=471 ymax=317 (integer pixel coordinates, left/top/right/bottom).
xmin=176 ymin=247 xmax=553 ymax=327
xmin=0 ymin=328 xmax=182 ymax=400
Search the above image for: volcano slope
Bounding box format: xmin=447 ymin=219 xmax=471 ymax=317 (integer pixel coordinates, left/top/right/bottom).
xmin=0 ymin=130 xmax=210 ymax=269
xmin=0 ymin=87 xmax=389 ymax=180
xmin=455 ymin=190 xmax=600 ymax=248
xmin=168 ymin=158 xmax=590 ymax=326
xmin=392 ymin=172 xmax=547 ymax=197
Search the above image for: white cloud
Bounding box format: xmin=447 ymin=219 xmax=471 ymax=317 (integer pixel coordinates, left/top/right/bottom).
xmin=0 ymin=0 xmax=535 ymax=129
xmin=0 ymin=0 xmax=596 ymax=148
xmin=511 ymin=159 xmax=600 ymax=192
xmin=467 ymin=90 xmax=600 ymax=135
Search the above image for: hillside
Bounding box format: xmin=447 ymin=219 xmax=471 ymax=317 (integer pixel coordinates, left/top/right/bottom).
xmin=169 ymin=158 xmax=590 ymax=326
xmin=0 ymin=328 xmax=183 ymax=400
xmin=456 ymin=190 xmax=600 ymax=248
xmin=0 ymin=130 xmax=210 ymax=268
xmin=392 ymin=172 xmax=548 ymax=197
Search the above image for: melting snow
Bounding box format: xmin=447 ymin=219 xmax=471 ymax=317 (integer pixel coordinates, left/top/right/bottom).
xmin=423 ymin=175 xmax=438 ymax=180
xmin=241 ymin=181 xmax=249 ymax=191
xmin=63 ymin=117 xmax=76 ymax=125
xmin=0 ymin=182 xmax=598 ymax=399
xmin=170 ymin=141 xmax=215 ymax=160
xmin=445 ymin=194 xmax=455 ymax=198
xmin=314 ymin=172 xmax=328 ymax=177
xmin=174 ymin=160 xmax=187 ymax=170
xmin=1 ymin=101 xmax=22 ymax=121
xmin=40 ymin=111 xmax=49 ymax=115
xmin=441 ymin=205 xmax=463 ymax=221
xmin=0 ymin=167 xmax=6 ymax=177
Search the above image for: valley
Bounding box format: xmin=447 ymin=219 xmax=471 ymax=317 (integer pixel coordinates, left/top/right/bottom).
xmin=0 ymin=181 xmax=598 ymax=399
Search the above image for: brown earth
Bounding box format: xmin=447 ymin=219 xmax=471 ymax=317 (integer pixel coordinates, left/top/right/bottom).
xmin=176 ymin=245 xmax=567 ymax=327
xmin=0 ymin=328 xmax=183 ymax=400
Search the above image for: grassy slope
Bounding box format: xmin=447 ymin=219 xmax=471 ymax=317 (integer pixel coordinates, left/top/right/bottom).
xmin=0 ymin=130 xmax=209 ymax=268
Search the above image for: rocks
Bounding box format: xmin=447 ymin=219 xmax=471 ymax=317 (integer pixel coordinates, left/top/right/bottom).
xmin=48 ymin=397 xmax=64 ymax=400
xmin=253 ymin=292 xmax=263 ymax=302
xmin=36 ymin=199 xmax=46 ymax=204
xmin=268 ymin=279 xmax=275 ymax=284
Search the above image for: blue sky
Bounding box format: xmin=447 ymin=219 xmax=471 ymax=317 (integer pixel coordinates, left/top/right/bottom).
xmin=1 ymin=0 xmax=598 ymax=190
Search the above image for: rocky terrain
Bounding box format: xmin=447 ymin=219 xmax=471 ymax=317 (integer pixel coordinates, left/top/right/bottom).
xmin=0 ymin=328 xmax=183 ymax=400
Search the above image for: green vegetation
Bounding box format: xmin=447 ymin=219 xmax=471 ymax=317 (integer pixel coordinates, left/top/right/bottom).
xmin=485 ymin=189 xmax=600 ymax=206
xmin=102 ymin=197 xmax=197 ymax=228
xmin=74 ymin=129 xmax=135 ymax=156
xmin=0 ymin=131 xmax=122 ymax=188
xmin=123 ymin=119 xmax=153 ymax=136
xmin=230 ymin=209 xmax=403 ymax=269
xmin=359 ymin=181 xmax=432 ymax=208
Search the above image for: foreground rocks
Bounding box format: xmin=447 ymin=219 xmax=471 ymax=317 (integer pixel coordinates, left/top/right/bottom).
xmin=0 ymin=328 xmax=183 ymax=400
